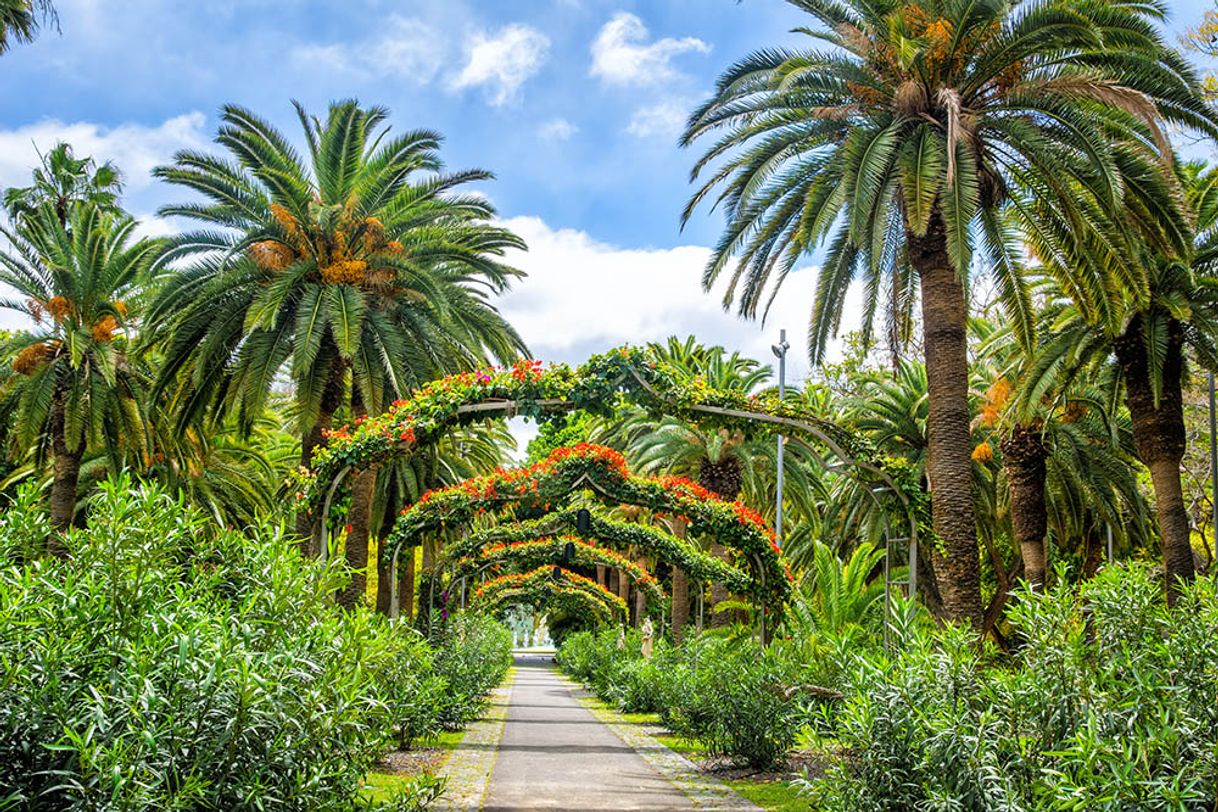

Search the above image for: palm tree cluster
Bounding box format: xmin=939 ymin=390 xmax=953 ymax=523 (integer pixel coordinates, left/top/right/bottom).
xmin=683 ymin=0 xmax=1218 ymax=621
xmin=0 ymin=104 xmax=526 ymax=608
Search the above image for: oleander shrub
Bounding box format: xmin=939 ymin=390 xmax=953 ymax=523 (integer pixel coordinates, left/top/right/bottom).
xmin=807 ymin=565 xmax=1218 ymax=811
xmin=430 ymin=612 xmax=513 ymax=728
xmin=558 ymin=626 xmax=804 ymax=768
xmin=0 ymin=478 xmax=436 ymax=811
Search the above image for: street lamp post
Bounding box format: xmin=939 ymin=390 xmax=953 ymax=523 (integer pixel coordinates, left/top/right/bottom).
xmin=771 ymin=330 xmax=790 ymax=550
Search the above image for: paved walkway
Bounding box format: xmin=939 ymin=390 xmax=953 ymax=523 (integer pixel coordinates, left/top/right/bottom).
xmin=438 ymin=653 xmax=760 ymax=811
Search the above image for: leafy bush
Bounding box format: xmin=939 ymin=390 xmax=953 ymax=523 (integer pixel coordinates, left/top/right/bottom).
xmin=558 ymin=626 xmax=804 ymax=768
xmin=430 ymin=612 xmax=513 ymax=729
xmin=0 ymin=479 xmax=437 ymax=811
xmin=808 ymin=565 xmax=1218 ymax=811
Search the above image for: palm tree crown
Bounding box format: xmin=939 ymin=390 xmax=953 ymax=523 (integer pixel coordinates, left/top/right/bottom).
xmin=682 ymin=0 xmax=1215 ymax=625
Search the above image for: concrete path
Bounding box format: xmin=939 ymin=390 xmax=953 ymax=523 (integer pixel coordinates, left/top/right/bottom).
xmin=473 ymin=654 xmax=760 ymax=812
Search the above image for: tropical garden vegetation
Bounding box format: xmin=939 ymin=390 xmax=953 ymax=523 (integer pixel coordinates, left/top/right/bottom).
xmin=3 ymin=0 xmax=1218 ymax=809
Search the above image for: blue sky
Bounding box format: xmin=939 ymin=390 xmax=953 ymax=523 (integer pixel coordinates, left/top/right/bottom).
xmin=1 ymin=0 xmax=1215 ymax=398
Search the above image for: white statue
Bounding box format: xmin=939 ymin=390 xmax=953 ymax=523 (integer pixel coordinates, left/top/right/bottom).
xmin=640 ymin=617 xmax=654 ymax=659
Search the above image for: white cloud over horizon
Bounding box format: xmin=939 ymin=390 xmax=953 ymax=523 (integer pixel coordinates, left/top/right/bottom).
xmin=290 ymin=16 xmax=446 ymax=84
xmin=0 ymin=112 xmax=208 ymax=194
xmin=538 ymin=118 xmax=578 ymax=140
xmin=496 ymin=215 xmax=845 ymax=384
xmin=451 ymin=23 xmax=550 ymax=106
xmin=590 ymin=12 xmax=710 ymax=86
xmin=626 ymin=100 xmax=689 ymax=139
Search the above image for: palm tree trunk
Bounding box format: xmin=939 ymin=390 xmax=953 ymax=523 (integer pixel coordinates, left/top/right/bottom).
xmin=340 ymin=389 xmax=377 ymax=609
xmin=294 ymin=361 xmax=347 ymax=551
xmin=1001 ymin=424 xmax=1048 ymax=591
xmin=670 ymin=520 xmax=690 ymax=643
xmin=48 ymin=391 xmax=80 ymax=553
xmin=698 ymin=460 xmax=744 ymax=627
xmin=1115 ymin=316 xmax=1195 ymax=605
xmin=908 ymin=211 xmax=983 ymax=627
xmin=340 ymin=466 xmax=377 ymax=608
xmin=400 ymin=548 xmax=416 ymax=620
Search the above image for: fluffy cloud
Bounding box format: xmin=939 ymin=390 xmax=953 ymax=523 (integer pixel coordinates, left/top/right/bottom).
xmin=495 ymin=216 xmax=847 ymax=382
xmin=625 ymin=100 xmax=689 ymax=139
xmin=290 ymin=16 xmax=445 ymax=83
xmin=0 ymin=112 xmax=208 ymax=193
xmin=538 ymin=118 xmax=578 ymax=140
xmin=451 ymin=24 xmax=550 ymax=106
xmin=590 ymin=12 xmax=709 ymax=86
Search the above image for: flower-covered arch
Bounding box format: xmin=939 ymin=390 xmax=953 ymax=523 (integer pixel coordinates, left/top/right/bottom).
xmin=474 ymin=566 xmax=627 ymax=621
xmin=301 ymin=346 xmax=927 ymax=600
xmin=390 ymin=444 xmax=791 ymax=614
xmin=450 ymin=536 xmax=666 ymax=606
xmin=447 ymin=509 xmax=752 ymax=594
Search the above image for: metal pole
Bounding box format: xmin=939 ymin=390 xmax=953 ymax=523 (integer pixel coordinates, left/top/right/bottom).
xmin=772 ymin=329 xmax=790 ymax=549
xmin=1106 ymin=524 xmax=1113 ymax=564
xmin=1210 ymin=371 xmax=1217 ymax=565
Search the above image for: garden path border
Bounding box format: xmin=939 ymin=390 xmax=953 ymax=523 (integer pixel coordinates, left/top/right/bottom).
xmin=431 ymin=668 xmax=516 ymax=812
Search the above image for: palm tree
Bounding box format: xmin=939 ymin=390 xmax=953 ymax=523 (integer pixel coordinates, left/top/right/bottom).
xmin=977 ymin=314 xmax=1150 ymax=594
xmin=609 ymin=338 xmax=778 ymax=632
xmin=0 ymin=203 xmax=159 ymax=541
xmin=681 ymin=0 xmax=1213 ymax=625
xmin=0 ymin=0 xmax=55 ymax=54
xmin=1027 ymin=162 xmax=1218 ymax=603
xmin=4 ymin=142 xmax=122 ymax=226
xmin=146 ymin=101 xmax=527 ymax=601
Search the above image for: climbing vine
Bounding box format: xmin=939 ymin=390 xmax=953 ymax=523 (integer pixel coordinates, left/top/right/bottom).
xmin=299 ymin=346 xmax=930 ymax=549
xmin=448 ymin=508 xmax=752 ymax=595
xmin=474 ymin=566 xmax=627 ymax=620
xmin=452 ymin=536 xmax=666 ymax=605
xmin=389 ymin=444 xmax=790 ymax=608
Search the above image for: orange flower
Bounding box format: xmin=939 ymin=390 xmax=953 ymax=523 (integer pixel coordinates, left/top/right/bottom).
xmin=972 ymin=442 xmax=994 ymax=463
xmin=249 ymin=240 xmax=295 ymax=271
xmin=46 ymin=296 xmax=71 ymax=322
xmin=92 ymin=315 xmax=118 ymax=342
xmin=321 ymin=259 xmax=368 ymax=285
xmin=12 ymin=342 xmax=55 ymax=375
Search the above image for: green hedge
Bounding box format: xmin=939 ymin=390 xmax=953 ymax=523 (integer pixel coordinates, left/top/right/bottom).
xmin=0 ymin=479 xmax=510 ymax=811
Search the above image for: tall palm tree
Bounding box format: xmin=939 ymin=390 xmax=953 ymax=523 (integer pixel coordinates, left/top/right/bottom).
xmin=1027 ymin=162 xmax=1218 ymax=603
xmin=0 ymin=203 xmax=159 ymax=541
xmin=0 ymin=0 xmax=55 ymax=54
xmin=681 ymin=0 xmax=1213 ymax=625
xmin=146 ymin=101 xmax=527 ymax=601
xmin=4 ymin=142 xmax=122 ymax=226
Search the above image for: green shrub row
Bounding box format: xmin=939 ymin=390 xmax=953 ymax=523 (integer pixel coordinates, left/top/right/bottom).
xmin=0 ymin=480 xmax=511 ymax=811
xmin=559 ymin=564 xmax=1218 ymax=810
xmin=557 ymin=626 xmax=805 ymax=769
xmin=809 ymin=566 xmax=1218 ymax=812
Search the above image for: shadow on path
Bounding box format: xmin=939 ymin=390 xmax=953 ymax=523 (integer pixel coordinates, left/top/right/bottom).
xmin=482 ymin=655 xmax=697 ymax=812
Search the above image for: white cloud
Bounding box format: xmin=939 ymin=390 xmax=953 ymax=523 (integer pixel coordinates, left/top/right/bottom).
xmin=0 ymin=112 xmax=208 ymax=193
xmin=451 ymin=23 xmax=550 ymax=106
xmin=290 ymin=16 xmax=445 ymax=83
xmin=590 ymin=12 xmax=709 ymax=86
xmin=538 ymin=118 xmax=578 ymax=140
xmin=496 ymin=216 xmax=851 ymax=386
xmin=625 ymin=101 xmax=688 ymax=139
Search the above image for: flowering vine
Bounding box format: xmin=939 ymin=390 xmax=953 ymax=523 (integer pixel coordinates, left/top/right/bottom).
xmin=452 ymin=536 xmax=665 ymax=605
xmin=473 ymin=565 xmax=628 ymax=620
xmin=299 ymin=344 xmax=930 ymax=551
xmin=392 ymin=443 xmax=791 ymax=609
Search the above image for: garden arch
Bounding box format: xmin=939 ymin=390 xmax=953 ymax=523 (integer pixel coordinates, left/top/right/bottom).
xmin=448 ymin=536 xmax=666 ymax=607
xmin=386 ymin=444 xmax=789 ymax=637
xmin=450 ymin=509 xmax=751 ymax=592
xmin=473 ymin=566 xmax=627 ymax=622
xmin=302 ymin=346 xmax=926 ymax=617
